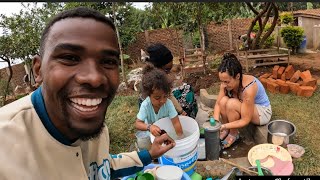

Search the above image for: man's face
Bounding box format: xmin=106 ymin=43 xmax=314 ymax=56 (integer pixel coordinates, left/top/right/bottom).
xmin=33 ymin=18 xmax=120 ymax=141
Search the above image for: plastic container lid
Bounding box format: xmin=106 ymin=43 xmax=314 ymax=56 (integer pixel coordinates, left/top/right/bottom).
xmin=202 ymin=121 xmax=221 ymax=132
xmin=156 ymin=165 xmax=183 ymax=180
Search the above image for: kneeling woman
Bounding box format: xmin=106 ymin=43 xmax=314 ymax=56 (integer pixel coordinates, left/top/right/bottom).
xmin=213 ymin=53 xmax=272 ymax=149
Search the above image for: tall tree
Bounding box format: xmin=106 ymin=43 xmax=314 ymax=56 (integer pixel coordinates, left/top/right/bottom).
xmin=0 ymin=2 xmax=63 ymax=104
xmin=245 ymin=2 xmax=279 ymax=49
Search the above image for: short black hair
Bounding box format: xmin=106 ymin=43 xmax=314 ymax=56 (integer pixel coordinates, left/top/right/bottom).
xmin=39 ymin=7 xmax=116 ymax=57
xmin=146 ymin=43 xmax=173 ymax=68
xmin=141 ymin=63 xmax=172 ymax=98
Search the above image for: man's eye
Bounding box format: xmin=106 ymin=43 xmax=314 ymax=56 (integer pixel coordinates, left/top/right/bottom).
xmin=60 ymin=55 xmax=80 ymax=62
xmin=101 ymin=58 xmax=119 ymax=67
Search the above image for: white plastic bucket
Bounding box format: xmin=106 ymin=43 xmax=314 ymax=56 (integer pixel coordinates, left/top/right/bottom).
xmin=135 ymin=131 xmax=151 ymax=150
xmin=150 ymin=116 xmax=200 ymax=176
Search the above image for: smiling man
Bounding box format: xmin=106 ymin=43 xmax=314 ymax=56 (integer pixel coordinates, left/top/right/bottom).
xmin=0 ymin=7 xmax=175 ymax=180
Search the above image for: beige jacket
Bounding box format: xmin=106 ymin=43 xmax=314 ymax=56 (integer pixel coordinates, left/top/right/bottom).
xmin=0 ymin=93 xmax=151 ymax=180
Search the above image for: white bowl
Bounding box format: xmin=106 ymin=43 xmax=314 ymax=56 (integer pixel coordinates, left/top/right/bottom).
xmin=156 ymin=165 xmax=183 ymax=180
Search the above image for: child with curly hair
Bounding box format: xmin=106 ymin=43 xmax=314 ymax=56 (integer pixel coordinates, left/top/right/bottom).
xmin=135 ymin=64 xmax=184 ymax=138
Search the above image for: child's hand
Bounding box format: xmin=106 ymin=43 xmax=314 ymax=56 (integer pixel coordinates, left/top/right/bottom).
xmin=150 ymin=125 xmax=161 ymax=136
xmin=180 ymin=110 xmax=187 ymax=116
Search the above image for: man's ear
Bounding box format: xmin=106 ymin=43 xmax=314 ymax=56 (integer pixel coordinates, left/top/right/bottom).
xmin=32 ymin=55 xmax=43 ymax=84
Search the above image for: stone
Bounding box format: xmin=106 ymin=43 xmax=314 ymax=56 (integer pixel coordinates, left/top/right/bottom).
xmin=200 ymin=89 xmax=218 ymax=108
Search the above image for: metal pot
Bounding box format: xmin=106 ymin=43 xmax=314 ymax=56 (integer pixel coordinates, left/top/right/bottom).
xmin=267 ymin=120 xmax=296 ymax=147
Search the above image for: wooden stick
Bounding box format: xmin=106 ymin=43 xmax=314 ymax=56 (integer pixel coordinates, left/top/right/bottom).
xmin=219 ymin=158 xmax=259 ymax=176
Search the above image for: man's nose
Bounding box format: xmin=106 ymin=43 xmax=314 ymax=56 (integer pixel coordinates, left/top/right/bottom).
xmin=75 ymin=61 xmax=106 ymax=88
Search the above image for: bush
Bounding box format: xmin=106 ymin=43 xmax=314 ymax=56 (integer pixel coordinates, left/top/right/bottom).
xmin=280 ymin=12 xmax=294 ymax=25
xmin=264 ymin=35 xmax=275 ymax=48
xmin=280 ymin=26 xmax=304 ymax=53
xmin=253 ymin=22 xmax=272 ymax=33
xmin=252 ymin=22 xmax=275 ymax=48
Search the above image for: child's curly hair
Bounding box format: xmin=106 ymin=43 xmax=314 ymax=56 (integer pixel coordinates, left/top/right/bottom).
xmin=141 ymin=63 xmax=172 ymax=98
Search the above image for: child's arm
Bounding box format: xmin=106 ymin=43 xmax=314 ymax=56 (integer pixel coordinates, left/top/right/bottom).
xmin=171 ymin=115 xmax=183 ymax=137
xmin=135 ymin=119 xmax=161 ymax=136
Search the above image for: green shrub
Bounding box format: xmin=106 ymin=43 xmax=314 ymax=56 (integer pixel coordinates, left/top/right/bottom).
xmin=252 ymin=22 xmax=275 ymax=48
xmin=280 ymin=26 xmax=304 ymax=53
xmin=253 ymin=22 xmax=272 ymax=33
xmin=280 ymin=12 xmax=294 ymax=25
xmin=264 ymin=35 xmax=275 ymax=48
xmin=209 ymin=56 xmax=222 ymax=69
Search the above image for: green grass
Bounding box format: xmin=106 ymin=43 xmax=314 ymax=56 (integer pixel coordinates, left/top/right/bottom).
xmin=105 ymin=93 xmax=139 ymax=154
xmin=106 ymin=85 xmax=320 ymax=175
xmin=268 ymin=89 xmax=320 ymax=175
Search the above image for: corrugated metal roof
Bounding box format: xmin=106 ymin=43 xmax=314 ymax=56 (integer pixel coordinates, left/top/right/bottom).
xmin=293 ymin=8 xmax=320 ymax=18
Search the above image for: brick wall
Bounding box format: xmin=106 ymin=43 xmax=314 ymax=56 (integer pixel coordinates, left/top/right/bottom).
xmin=0 ymin=63 xmax=26 ymax=89
xmin=206 ymin=18 xmax=253 ymax=53
xmin=124 ymin=28 xmax=184 ymax=61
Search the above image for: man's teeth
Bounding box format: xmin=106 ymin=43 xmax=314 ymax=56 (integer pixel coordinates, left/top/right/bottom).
xmin=70 ymin=98 xmax=102 ymax=106
xmin=71 ymin=103 xmax=98 ymax=112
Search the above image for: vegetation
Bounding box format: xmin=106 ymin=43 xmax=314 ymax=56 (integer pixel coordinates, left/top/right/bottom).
xmin=252 ymin=22 xmax=275 ymax=48
xmin=280 ymin=26 xmax=304 ymax=53
xmin=280 ymin=12 xmax=294 ymax=25
xmin=245 ymin=2 xmax=279 ymax=50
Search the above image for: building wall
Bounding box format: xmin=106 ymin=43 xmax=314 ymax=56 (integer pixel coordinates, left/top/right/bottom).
xmin=0 ymin=63 xmax=26 ymax=90
xmin=299 ymin=17 xmax=320 ymax=48
xmin=206 ymin=18 xmax=254 ymax=53
xmin=124 ymin=28 xmax=184 ymax=61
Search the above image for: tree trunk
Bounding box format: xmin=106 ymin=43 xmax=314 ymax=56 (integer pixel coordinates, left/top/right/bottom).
xmin=112 ymin=3 xmax=127 ymax=85
xmin=260 ymin=3 xmax=279 ymax=48
xmin=3 ymin=61 xmax=13 ymax=106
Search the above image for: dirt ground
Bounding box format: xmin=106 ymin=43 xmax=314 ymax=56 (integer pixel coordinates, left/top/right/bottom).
xmin=183 ymin=52 xmax=320 ymax=95
xmin=118 ymin=51 xmax=320 ymax=96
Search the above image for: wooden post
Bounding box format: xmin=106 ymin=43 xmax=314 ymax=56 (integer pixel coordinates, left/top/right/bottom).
xmin=228 ymin=19 xmax=233 ymax=51
xmin=313 ymin=25 xmax=319 ymax=51
xmin=144 ymin=30 xmax=150 ymax=46
xmin=276 ymin=26 xmax=280 ymax=53
xmin=245 ymin=51 xmax=249 ymax=73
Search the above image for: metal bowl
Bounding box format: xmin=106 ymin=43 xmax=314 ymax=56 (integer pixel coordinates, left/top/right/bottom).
xmin=267 ymin=120 xmax=296 ymax=147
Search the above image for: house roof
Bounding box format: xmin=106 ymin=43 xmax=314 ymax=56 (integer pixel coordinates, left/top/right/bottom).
xmin=293 ymin=8 xmax=320 ymax=19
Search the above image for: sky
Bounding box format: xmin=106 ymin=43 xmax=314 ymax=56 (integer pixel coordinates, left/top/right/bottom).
xmin=0 ymin=2 xmax=149 ymax=69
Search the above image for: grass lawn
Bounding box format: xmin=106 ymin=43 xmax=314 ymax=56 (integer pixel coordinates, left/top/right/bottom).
xmin=106 ymin=86 xmax=320 ymax=175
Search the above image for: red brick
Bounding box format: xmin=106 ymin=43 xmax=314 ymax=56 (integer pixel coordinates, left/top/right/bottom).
xmin=281 ymin=72 xmax=286 ymax=81
xmin=259 ymin=78 xmax=268 ymax=88
xmin=290 ymin=70 xmax=301 ymax=83
xmin=297 ymin=86 xmax=315 ymax=97
xmin=297 ymin=80 xmax=304 ymax=86
xmin=276 ymin=79 xmax=286 ymax=84
xmin=277 ymin=66 xmax=286 ymax=79
xmin=286 ymin=81 xmax=300 ymax=94
xmin=302 ymin=78 xmax=317 ymax=87
xmin=260 ymin=73 xmax=271 ymax=79
xmin=272 ymin=65 xmax=280 ymax=79
xmin=267 ymin=77 xmax=276 ymax=82
xmin=275 ymin=80 xmax=290 ymax=94
xmin=300 ymin=70 xmax=312 ymax=81
xmin=267 ymin=81 xmax=280 ymax=93
xmin=284 ymin=65 xmax=295 ymax=80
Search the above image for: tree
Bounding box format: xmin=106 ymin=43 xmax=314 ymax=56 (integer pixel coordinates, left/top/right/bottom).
xmin=245 ymin=2 xmax=279 ymax=49
xmin=0 ymin=2 xmax=63 ymax=104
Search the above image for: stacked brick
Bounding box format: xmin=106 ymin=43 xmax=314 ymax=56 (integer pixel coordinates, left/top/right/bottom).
xmin=259 ymin=65 xmax=318 ymax=97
